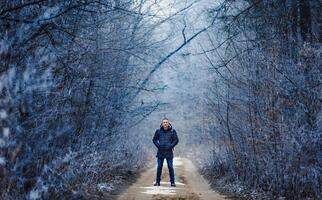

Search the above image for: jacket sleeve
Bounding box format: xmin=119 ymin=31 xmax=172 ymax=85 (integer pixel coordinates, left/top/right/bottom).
xmin=170 ymin=129 xmax=179 ymax=149
xmin=153 ymin=129 xmax=160 ymax=148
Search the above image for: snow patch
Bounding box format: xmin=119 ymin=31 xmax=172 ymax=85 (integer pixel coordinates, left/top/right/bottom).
xmin=0 ymin=110 xmax=7 ymax=119
xmin=0 ymin=35 xmax=10 ymax=54
xmin=141 ymin=185 xmax=177 ymax=195
xmin=160 ymin=181 xmax=185 ymax=185
xmin=42 ymin=6 xmax=60 ymax=20
xmin=28 ymin=189 xmax=40 ymax=200
xmin=0 ymin=157 xmax=6 ymax=165
xmin=0 ymin=138 xmax=5 ymax=148
xmin=97 ymin=182 xmax=113 ymax=192
xmin=3 ymin=127 xmax=9 ymax=137
xmin=62 ymin=149 xmax=76 ymax=163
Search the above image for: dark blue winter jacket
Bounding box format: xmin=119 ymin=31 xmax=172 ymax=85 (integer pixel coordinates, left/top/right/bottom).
xmin=152 ymin=123 xmax=179 ymax=159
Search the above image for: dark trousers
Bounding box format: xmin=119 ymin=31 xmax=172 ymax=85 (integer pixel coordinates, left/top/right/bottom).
xmin=156 ymin=157 xmax=175 ymax=184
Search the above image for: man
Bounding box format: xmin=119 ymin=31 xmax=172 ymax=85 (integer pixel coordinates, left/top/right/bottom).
xmin=152 ymin=117 xmax=179 ymax=187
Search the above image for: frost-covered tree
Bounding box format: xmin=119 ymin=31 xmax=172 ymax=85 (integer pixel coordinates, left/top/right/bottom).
xmin=198 ymin=0 xmax=321 ymax=199
xmin=0 ymin=0 xmax=191 ymax=199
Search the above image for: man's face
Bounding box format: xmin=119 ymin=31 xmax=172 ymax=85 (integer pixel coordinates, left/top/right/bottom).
xmin=162 ymin=119 xmax=169 ymax=130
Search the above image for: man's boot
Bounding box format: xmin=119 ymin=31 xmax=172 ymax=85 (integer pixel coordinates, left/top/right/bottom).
xmin=154 ymin=182 xmax=160 ymax=186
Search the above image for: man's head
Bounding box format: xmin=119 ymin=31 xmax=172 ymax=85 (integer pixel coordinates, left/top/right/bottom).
xmin=162 ymin=117 xmax=169 ymax=130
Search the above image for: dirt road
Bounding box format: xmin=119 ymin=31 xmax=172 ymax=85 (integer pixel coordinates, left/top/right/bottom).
xmin=116 ymin=157 xmax=230 ymax=200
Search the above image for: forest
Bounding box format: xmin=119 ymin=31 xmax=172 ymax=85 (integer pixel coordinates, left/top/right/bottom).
xmin=0 ymin=0 xmax=320 ymax=200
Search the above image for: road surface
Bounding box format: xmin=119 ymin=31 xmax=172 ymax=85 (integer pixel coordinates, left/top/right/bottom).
xmin=116 ymin=157 xmax=230 ymax=200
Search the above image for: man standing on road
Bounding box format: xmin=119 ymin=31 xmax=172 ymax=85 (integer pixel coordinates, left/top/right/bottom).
xmin=152 ymin=117 xmax=179 ymax=187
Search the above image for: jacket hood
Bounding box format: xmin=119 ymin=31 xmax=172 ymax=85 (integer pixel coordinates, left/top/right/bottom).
xmin=160 ymin=122 xmax=172 ymax=131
